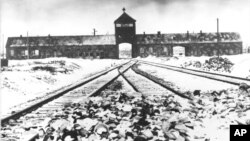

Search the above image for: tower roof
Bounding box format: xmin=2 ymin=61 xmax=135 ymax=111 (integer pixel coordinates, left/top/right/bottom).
xmin=114 ymin=8 xmax=136 ymax=23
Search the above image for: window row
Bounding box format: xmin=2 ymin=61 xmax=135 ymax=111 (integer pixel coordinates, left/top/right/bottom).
xmin=10 ymin=50 xmax=39 ymax=56
xmin=116 ymin=23 xmax=133 ymax=27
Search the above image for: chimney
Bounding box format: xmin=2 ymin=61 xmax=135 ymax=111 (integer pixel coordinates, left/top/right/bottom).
xmin=200 ymin=30 xmax=202 ymax=35
xmin=143 ymin=32 xmax=146 ymax=35
xmin=157 ymin=31 xmax=161 ymax=37
xmin=20 ymin=35 xmax=22 ymax=38
xmin=187 ymin=31 xmax=189 ymax=39
xmin=217 ymin=18 xmax=220 ymax=41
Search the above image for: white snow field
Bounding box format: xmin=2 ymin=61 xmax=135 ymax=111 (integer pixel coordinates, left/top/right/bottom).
xmin=0 ymin=58 xmax=125 ymax=116
xmin=0 ymin=55 xmax=249 ymax=141
xmin=138 ymin=64 xmax=238 ymax=92
xmin=138 ymin=54 xmax=250 ymax=79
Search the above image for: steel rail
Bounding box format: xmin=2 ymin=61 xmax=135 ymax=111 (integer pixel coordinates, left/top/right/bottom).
xmin=138 ymin=60 xmax=249 ymax=86
xmin=1 ymin=61 xmax=131 ymax=125
xmin=118 ymin=66 xmax=140 ymax=93
xmin=25 ymin=61 xmax=136 ymax=141
xmin=131 ymin=65 xmax=193 ymax=100
xmin=89 ymin=61 xmax=137 ymax=97
xmin=138 ymin=60 xmax=250 ymax=82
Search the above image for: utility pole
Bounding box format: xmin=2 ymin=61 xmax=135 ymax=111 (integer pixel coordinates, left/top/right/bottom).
xmin=93 ymin=28 xmax=97 ymax=36
xmin=217 ymin=18 xmax=220 ymax=57
xmin=27 ymin=31 xmax=29 ymax=59
xmin=3 ymin=34 xmax=5 ymax=59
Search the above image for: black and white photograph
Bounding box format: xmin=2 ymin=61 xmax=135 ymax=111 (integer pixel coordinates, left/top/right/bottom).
xmin=1 ymin=0 xmax=250 ymax=140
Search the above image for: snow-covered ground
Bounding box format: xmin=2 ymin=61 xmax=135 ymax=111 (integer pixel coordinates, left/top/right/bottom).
xmin=133 ymin=63 xmax=250 ymax=141
xmin=138 ymin=64 xmax=237 ymax=92
xmin=0 ymin=58 xmax=125 ymax=116
xmin=0 ymin=55 xmax=249 ymax=141
xmin=138 ymin=54 xmax=250 ymax=78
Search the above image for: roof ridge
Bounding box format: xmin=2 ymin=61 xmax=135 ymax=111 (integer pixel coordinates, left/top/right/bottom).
xmin=114 ymin=12 xmax=136 ymax=23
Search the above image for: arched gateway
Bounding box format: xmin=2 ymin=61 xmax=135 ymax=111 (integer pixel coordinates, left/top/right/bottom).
xmin=118 ymin=43 xmax=132 ymax=58
xmin=114 ymin=8 xmax=137 ymax=59
xmin=173 ymin=46 xmax=185 ymax=57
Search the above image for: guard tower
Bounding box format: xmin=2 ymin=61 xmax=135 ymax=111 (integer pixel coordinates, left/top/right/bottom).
xmin=114 ymin=8 xmax=137 ymax=58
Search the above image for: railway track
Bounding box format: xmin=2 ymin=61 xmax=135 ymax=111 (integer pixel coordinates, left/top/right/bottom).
xmin=120 ymin=65 xmax=195 ymax=140
xmin=1 ymin=59 xmax=198 ymax=141
xmin=2 ymin=59 xmax=244 ymax=141
xmin=123 ymin=67 xmax=193 ymax=101
xmin=124 ymin=62 xmax=249 ymax=141
xmin=137 ymin=60 xmax=250 ymax=86
xmin=0 ymin=61 xmax=136 ymax=140
xmin=1 ymin=61 xmax=131 ymax=124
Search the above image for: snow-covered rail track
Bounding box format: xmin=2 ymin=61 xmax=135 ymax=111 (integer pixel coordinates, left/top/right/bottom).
xmin=138 ymin=60 xmax=250 ymax=86
xmin=23 ymin=62 xmax=195 ymax=141
xmin=122 ymin=66 xmax=193 ymax=101
xmin=130 ymin=66 xmax=193 ymax=100
xmin=119 ymin=67 xmax=248 ymax=141
xmin=0 ymin=61 xmax=136 ymax=141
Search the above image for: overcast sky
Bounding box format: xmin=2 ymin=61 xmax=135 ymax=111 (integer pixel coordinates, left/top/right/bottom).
xmin=0 ymin=0 xmax=250 ymax=51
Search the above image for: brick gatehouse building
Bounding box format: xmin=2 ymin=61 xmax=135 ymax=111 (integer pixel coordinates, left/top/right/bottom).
xmin=6 ymin=9 xmax=242 ymax=59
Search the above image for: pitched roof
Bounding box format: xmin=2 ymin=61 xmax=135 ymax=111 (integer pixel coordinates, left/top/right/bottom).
xmin=6 ymin=32 xmax=241 ymax=48
xmin=136 ymin=32 xmax=241 ymax=44
xmin=114 ymin=12 xmax=136 ymax=23
xmin=8 ymin=35 xmax=116 ymax=47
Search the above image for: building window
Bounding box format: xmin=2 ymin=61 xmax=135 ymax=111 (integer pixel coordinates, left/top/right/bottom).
xmin=31 ymin=50 xmax=39 ymax=56
xmin=122 ymin=23 xmax=133 ymax=27
xmin=229 ymin=49 xmax=234 ymax=55
xmin=163 ymin=47 xmax=168 ymax=52
xmin=116 ymin=23 xmax=133 ymax=27
xmin=21 ymin=50 xmax=28 ymax=56
xmin=25 ymin=50 xmax=28 ymax=56
xmin=225 ymin=49 xmax=229 ymax=55
xmin=213 ymin=49 xmax=217 ymax=56
xmin=35 ymin=50 xmax=39 ymax=55
xmin=31 ymin=50 xmax=35 ymax=56
xmin=140 ymin=48 xmax=144 ymax=53
xmin=10 ymin=50 xmax=14 ymax=56
xmin=149 ymin=47 xmax=153 ymax=53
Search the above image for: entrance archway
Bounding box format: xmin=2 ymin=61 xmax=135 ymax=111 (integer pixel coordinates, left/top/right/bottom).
xmin=173 ymin=46 xmax=185 ymax=57
xmin=119 ymin=43 xmax=132 ymax=59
